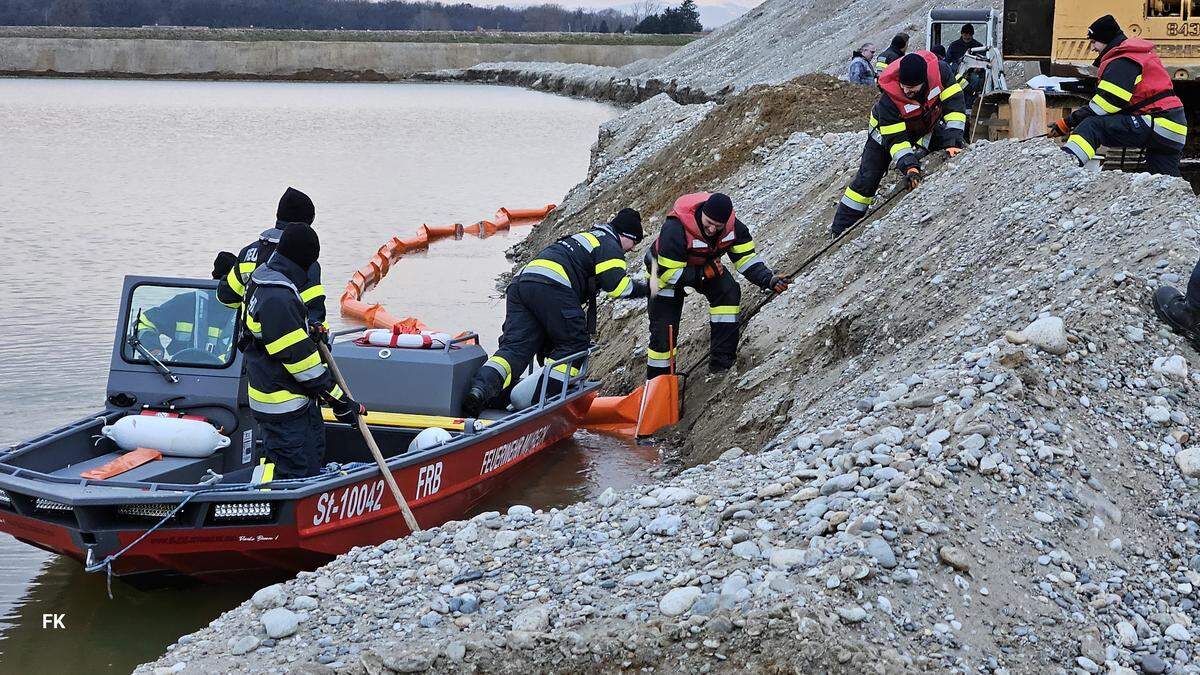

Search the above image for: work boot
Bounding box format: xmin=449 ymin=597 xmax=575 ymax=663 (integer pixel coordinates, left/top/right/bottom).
xmin=461 ymin=386 xmax=488 ymax=418
xmin=1152 ymin=286 xmax=1200 ymax=349
xmin=708 ymin=361 xmax=732 ymax=376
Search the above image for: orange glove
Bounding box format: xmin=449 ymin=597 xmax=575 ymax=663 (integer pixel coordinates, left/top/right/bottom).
xmin=945 ymin=147 xmax=963 ymax=158
xmin=1048 ymin=118 xmax=1071 ymax=138
xmin=768 ymin=274 xmax=790 ymax=294
xmin=905 ymin=167 xmax=922 ymax=191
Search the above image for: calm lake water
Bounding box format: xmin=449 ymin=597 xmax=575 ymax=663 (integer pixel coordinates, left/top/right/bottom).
xmin=0 ymin=78 xmax=656 ymax=673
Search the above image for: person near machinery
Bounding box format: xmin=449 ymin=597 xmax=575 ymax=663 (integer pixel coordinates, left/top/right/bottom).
xmin=242 ymin=225 xmax=364 ymax=480
xmin=646 ymin=192 xmax=789 ymax=379
xmin=874 ymin=33 xmax=909 ymax=74
xmin=1048 ymin=14 xmax=1187 ymax=177
xmin=831 ymin=52 xmax=967 ymax=237
xmin=847 ymin=43 xmax=877 ymax=86
xmin=945 ymin=23 xmax=983 ymax=68
xmin=137 ymin=252 xmax=239 ymax=362
xmin=461 ymin=209 xmax=649 ymax=417
xmin=217 ymin=187 xmax=328 ymax=343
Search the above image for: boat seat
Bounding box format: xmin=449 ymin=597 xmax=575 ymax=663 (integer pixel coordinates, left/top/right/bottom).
xmin=477 ymin=409 xmax=510 ymax=421
xmin=61 ymin=451 xmax=223 ymax=484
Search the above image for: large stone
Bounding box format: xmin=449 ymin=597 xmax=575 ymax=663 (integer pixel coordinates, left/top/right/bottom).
xmin=937 ymin=546 xmax=971 ymax=574
xmin=820 ymin=472 xmax=859 ymax=496
xmin=511 ymin=604 xmax=550 ymax=633
xmin=769 ymin=548 xmax=806 ymax=569
xmin=228 ymin=635 xmax=260 ymax=656
xmin=865 ymin=537 xmax=897 ymax=569
xmin=1017 ymin=316 xmax=1069 ymax=355
xmin=647 ymin=513 xmax=683 ymax=536
xmin=657 ymin=487 xmax=699 ymax=505
xmin=659 ymin=586 xmax=702 ymax=616
xmin=251 ymin=583 xmax=286 ymax=609
xmin=261 ymin=607 xmax=299 ymax=639
xmin=1175 ymin=447 xmax=1200 ymax=478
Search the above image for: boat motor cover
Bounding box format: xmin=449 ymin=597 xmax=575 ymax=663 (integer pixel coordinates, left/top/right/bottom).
xmin=102 ymin=414 xmax=230 ymax=458
xmin=408 ymin=426 xmax=453 ymax=453
xmin=331 ymin=340 xmax=487 ymax=416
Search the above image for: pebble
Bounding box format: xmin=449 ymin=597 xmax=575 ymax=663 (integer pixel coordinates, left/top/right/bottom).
xmin=1015 ymin=316 xmax=1069 ymax=355
xmin=865 ymin=537 xmax=897 ymax=569
xmin=938 ymin=546 xmax=971 ymax=574
xmin=260 ymin=608 xmax=299 ymax=639
xmin=1175 ymin=447 xmax=1200 ymax=478
xmin=251 ymin=584 xmax=286 ymax=609
xmin=659 ymin=587 xmax=702 ymax=617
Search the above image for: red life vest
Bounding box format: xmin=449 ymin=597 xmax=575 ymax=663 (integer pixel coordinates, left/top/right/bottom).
xmin=1097 ymin=39 xmax=1182 ymax=114
xmin=660 ymin=192 xmax=737 ymax=266
xmin=878 ymin=51 xmax=946 ymax=135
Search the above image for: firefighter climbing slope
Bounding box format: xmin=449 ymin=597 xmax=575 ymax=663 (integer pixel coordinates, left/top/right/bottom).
xmin=1047 ymin=14 xmax=1187 ymax=178
xmin=832 ymin=51 xmax=967 ymax=238
xmin=462 ymin=209 xmax=649 ymax=417
xmin=646 ymin=192 xmax=789 ymax=379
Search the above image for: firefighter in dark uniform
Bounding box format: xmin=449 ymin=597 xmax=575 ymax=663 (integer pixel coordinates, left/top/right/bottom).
xmin=461 ymin=209 xmax=649 ymax=417
xmin=243 ymin=225 xmax=364 ymax=480
xmin=873 ymin=33 xmax=909 ymax=75
xmin=832 ymin=52 xmax=967 ymax=237
xmin=646 ymin=193 xmax=789 ymax=379
xmin=217 ymin=187 xmax=328 ymax=339
xmin=1049 ymin=15 xmax=1188 ymax=177
xmin=138 ymin=251 xmax=239 ymax=362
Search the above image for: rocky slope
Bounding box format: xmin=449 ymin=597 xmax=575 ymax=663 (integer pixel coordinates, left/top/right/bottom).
xmin=140 ymin=83 xmax=1200 ymax=673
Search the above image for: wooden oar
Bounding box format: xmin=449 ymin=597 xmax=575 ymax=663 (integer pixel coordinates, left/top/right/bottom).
xmin=317 ymin=341 xmax=421 ymax=533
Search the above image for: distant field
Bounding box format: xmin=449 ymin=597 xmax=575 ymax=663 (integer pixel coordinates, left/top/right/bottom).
xmin=0 ymin=26 xmax=700 ymax=46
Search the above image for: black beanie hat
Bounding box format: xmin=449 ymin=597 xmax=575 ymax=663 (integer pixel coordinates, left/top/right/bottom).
xmin=276 ymin=224 xmax=320 ymax=271
xmin=899 ymin=53 xmax=927 ymax=86
xmin=891 ymin=33 xmax=909 ymax=51
xmin=931 ymin=44 xmax=947 ymax=59
xmin=701 ymin=193 xmax=734 ymax=225
xmin=212 ymin=251 xmax=238 ymax=280
xmin=960 ymin=23 xmax=974 ymax=35
xmin=277 ymin=187 xmax=315 ymax=225
xmin=1088 ymin=15 xmax=1122 ymax=45
xmin=610 ymin=208 xmax=644 ymax=242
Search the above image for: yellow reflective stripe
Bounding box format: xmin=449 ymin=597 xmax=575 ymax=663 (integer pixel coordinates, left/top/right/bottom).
xmin=647 ymin=347 xmax=676 ymax=360
xmin=581 ymin=232 xmax=600 ymax=248
xmin=225 ymin=267 xmax=246 ymax=296
xmin=239 ymin=262 xmax=256 ymax=274
xmin=890 ymin=141 xmax=913 ymax=158
xmin=175 ymin=322 xmax=194 ymax=332
xmin=1097 ymin=79 xmax=1133 ymax=102
xmin=878 ymin=120 xmax=907 ymax=135
xmin=245 ymin=312 xmax=262 ymax=334
xmin=138 ymin=315 xmax=156 ymax=330
xmin=300 ymin=285 xmax=325 ymax=303
xmin=247 ymin=385 xmax=308 ymax=404
xmin=284 ymin=350 xmax=323 ymax=375
xmin=1090 ymin=94 xmax=1122 ymax=114
xmin=608 ymin=276 xmax=631 ymax=299
xmin=944 ymin=111 xmax=967 ymax=123
xmin=259 ymin=460 xmax=274 ymax=485
xmin=939 ymin=82 xmax=963 ymax=100
xmin=1156 ymin=116 xmax=1188 ymax=135
xmin=265 ymin=328 xmax=308 ymax=355
xmin=551 ymin=363 xmax=581 ymax=375
xmin=1066 ymin=134 xmax=1096 ymax=159
xmin=734 ymin=254 xmax=760 ymax=272
xmin=709 ymin=306 xmax=739 ymax=315
xmin=207 ymin=326 xmax=222 ymax=338
xmin=656 ymin=256 xmax=687 ymax=269
xmin=526 ymin=259 xmax=569 ymax=280
xmin=328 ymin=384 xmax=344 ymax=400
xmin=658 ymin=267 xmax=679 ymax=289
xmin=487 ymin=355 xmax=512 ymax=388
xmin=844 ymin=188 xmax=873 ymax=205
xmin=731 ymin=241 xmax=756 ymax=254
xmin=595 ymin=258 xmax=627 ymax=274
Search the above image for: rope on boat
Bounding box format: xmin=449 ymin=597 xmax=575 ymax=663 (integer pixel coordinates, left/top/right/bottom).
xmin=85 ymin=489 xmax=202 ymax=598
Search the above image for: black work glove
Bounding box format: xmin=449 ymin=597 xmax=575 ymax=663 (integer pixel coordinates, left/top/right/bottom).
xmin=330 ymin=397 xmax=366 ymax=427
xmin=308 ymin=321 xmax=331 ymax=345
xmin=768 ymin=274 xmax=790 ymax=294
xmin=904 ymin=166 xmax=922 ymax=191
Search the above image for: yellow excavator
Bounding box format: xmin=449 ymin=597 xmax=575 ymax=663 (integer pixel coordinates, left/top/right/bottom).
xmin=942 ymin=1 xmax=1199 ymax=177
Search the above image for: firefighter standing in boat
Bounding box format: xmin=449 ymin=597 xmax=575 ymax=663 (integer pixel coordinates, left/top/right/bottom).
xmin=138 ymin=251 xmax=239 ymax=362
xmin=218 ymin=187 xmax=328 ymax=338
xmin=243 ymin=225 xmax=365 ymax=480
xmin=646 ymin=192 xmax=789 ymax=378
xmin=1048 ymin=15 xmax=1187 ymax=177
xmin=831 ymin=52 xmax=967 ymax=237
xmin=461 ymin=209 xmax=649 ymax=417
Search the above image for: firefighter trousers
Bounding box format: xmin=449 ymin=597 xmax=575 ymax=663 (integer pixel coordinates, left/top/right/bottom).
xmin=471 ymin=277 xmax=590 ymax=406
xmin=831 ymin=122 xmax=959 ymax=236
xmin=256 ymin=401 xmax=326 ymax=480
xmin=1064 ymin=109 xmax=1186 ymax=177
xmin=647 ymin=266 xmax=741 ymax=379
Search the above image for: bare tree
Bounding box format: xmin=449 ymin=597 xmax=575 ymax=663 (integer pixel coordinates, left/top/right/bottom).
xmin=629 ymin=0 xmax=663 ymax=24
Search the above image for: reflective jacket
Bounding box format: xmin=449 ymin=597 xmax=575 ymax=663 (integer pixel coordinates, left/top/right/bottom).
xmin=871 ymin=52 xmax=967 ymax=172
xmin=216 ymin=222 xmax=327 ymax=332
xmin=648 ymin=193 xmax=774 ymax=294
xmin=137 ymin=290 xmax=237 ymax=360
xmin=243 ymin=254 xmax=344 ymax=419
xmin=520 ymin=224 xmax=648 ymax=304
xmin=874 ymin=46 xmax=904 ymax=74
xmin=1067 ymin=37 xmax=1187 ymax=147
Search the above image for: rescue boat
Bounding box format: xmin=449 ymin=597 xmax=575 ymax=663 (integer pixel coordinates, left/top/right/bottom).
xmin=0 ymin=275 xmax=598 ymax=584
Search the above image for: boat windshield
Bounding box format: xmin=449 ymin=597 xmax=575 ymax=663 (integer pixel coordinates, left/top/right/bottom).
xmin=123 ymin=283 xmax=237 ymax=368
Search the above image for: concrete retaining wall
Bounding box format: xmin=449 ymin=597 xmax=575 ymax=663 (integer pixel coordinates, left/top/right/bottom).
xmin=0 ymin=37 xmax=678 ymax=80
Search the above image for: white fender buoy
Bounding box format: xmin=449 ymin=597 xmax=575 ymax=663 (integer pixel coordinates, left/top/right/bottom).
xmin=101 ymin=415 xmax=230 ymax=458
xmin=363 ymin=330 xmax=453 ymax=349
xmin=408 ymin=427 xmax=452 ymax=453
xmin=509 ymin=367 xmax=546 ymax=411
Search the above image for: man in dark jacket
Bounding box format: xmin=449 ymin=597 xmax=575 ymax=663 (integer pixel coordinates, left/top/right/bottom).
xmin=645 ymin=193 xmax=788 ymax=378
xmin=831 ymin=52 xmax=968 ymax=237
xmin=874 ymin=33 xmax=909 ymax=74
xmin=461 ymin=209 xmax=649 ymax=417
xmin=218 ymin=187 xmax=328 ymax=341
xmin=946 ymin=24 xmax=983 ymax=67
xmin=243 ymin=225 xmax=364 ymax=480
xmin=137 ymin=251 xmax=239 ymax=363
xmin=1048 ymin=14 xmax=1187 ymax=177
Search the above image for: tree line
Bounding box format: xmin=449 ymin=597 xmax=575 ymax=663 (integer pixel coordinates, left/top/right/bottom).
xmin=0 ymin=0 xmax=645 ymax=34
xmin=633 ymin=0 xmax=703 ymax=35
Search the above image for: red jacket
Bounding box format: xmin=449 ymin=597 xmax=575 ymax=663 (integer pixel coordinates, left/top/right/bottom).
xmin=1097 ymin=39 xmax=1182 ymax=114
